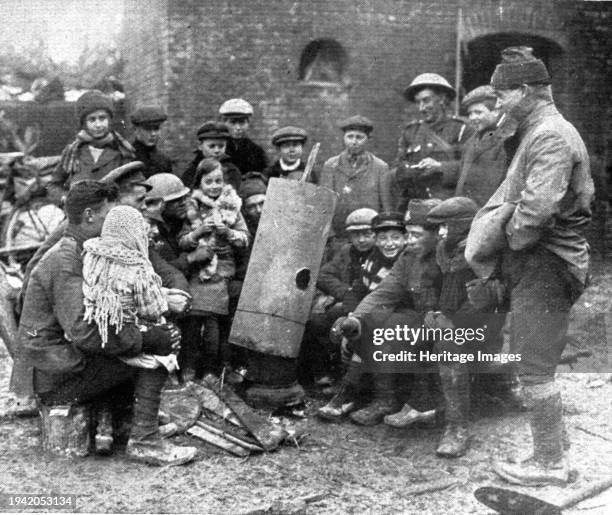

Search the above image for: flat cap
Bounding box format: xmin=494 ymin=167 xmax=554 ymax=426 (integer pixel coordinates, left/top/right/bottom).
xmin=427 ymin=196 xmax=479 ymax=224
xmin=345 ymin=208 xmax=378 ymax=231
xmin=239 ymin=171 xmax=268 ymax=199
xmin=197 ymin=120 xmax=230 ymax=140
xmin=100 ymin=161 xmax=151 ymax=190
xmin=130 ymin=105 xmax=168 ymax=126
xmin=404 ymin=198 xmax=443 ymax=226
xmin=338 ymin=115 xmax=374 ymax=134
xmin=218 ymin=98 xmax=254 ymax=117
xmin=461 ymin=85 xmax=497 ymax=109
xmin=271 ymin=126 xmax=308 ymax=146
xmin=372 ymin=211 xmax=406 ymax=233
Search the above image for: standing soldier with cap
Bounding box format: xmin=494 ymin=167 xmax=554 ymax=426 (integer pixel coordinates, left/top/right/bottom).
xmin=469 ymin=47 xmax=593 ymax=486
xmin=455 ymin=85 xmax=515 ymax=206
xmin=265 ymin=126 xmax=313 ymax=181
xmin=394 ymin=73 xmax=472 ymax=206
xmin=182 ymin=121 xmax=241 ymax=192
xmin=320 ymin=115 xmax=393 ymax=255
xmin=218 ymin=98 xmax=268 ymax=175
xmin=130 ymin=105 xmax=173 ymax=178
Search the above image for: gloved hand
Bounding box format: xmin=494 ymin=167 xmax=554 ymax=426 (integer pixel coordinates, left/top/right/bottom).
xmin=424 ymin=311 xmax=455 ymax=330
xmin=141 ymin=324 xmax=181 ymax=356
xmin=338 ymin=315 xmax=362 ymax=340
xmin=466 ymin=278 xmax=506 ymax=309
xmin=187 ymin=245 xmax=214 ymax=264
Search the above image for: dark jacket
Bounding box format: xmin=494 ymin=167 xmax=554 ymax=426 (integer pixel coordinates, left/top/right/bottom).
xmin=455 ymin=117 xmax=515 ymax=207
xmin=354 ymin=248 xmax=441 ymax=319
xmin=182 ymin=150 xmax=242 ymax=191
xmin=19 ymin=225 xmax=143 ymax=393
xmin=149 ymin=216 xmax=190 ymax=275
xmin=225 ymin=137 xmax=268 ymax=175
xmin=317 ymin=243 xmax=368 ymax=301
xmin=133 ymin=140 xmax=173 ymax=178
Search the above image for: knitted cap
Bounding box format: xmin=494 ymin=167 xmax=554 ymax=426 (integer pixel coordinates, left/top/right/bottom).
xmin=76 ymin=90 xmax=114 ymax=125
xmin=345 ymin=208 xmax=378 ymax=231
xmin=490 ymin=46 xmax=551 ymax=90
xmin=271 ymin=126 xmax=308 ymax=146
xmin=461 ymin=85 xmax=497 ymax=109
xmin=404 ymin=198 xmax=443 ymax=226
xmin=427 ymin=196 xmax=479 ymax=224
xmin=239 ymin=172 xmax=267 ymax=199
xmin=197 ymin=121 xmax=230 ymax=140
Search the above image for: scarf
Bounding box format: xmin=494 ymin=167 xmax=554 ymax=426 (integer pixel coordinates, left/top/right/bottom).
xmin=59 ymin=129 xmax=135 ymax=179
xmin=362 ymin=248 xmax=398 ymax=292
xmin=82 ymin=206 xmax=167 ymax=346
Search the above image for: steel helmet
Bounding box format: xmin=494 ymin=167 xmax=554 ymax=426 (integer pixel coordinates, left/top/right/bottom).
xmin=218 ymin=98 xmax=254 ymax=117
xmin=403 ymin=73 xmax=456 ymax=102
xmin=145 ymin=173 xmax=189 ymax=202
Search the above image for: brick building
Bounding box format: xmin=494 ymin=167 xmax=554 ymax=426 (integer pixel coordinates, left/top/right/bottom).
xmin=121 ymin=0 xmax=611 ymax=189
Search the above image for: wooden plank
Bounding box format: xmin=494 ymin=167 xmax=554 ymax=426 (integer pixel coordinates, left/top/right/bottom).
xmin=188 ymin=382 xmax=241 ymax=426
xmin=206 ymin=380 xmax=287 ymax=451
xmin=195 ymin=419 xmax=263 ymax=452
xmin=186 ymin=425 xmax=250 ymax=457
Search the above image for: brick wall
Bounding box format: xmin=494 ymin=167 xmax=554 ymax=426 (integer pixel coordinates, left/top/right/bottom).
xmin=121 ymin=0 xmax=612 ymax=183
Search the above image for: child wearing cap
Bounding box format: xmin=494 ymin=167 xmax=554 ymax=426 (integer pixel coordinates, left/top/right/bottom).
xmin=49 ymin=90 xmax=135 ymax=204
xmin=130 ymin=105 xmax=173 ymax=177
xmin=264 ymin=126 xmax=314 ymax=182
xmin=177 ymin=158 xmax=249 ymax=379
xmin=304 ymin=208 xmax=378 ymax=387
xmin=317 ymin=211 xmax=407 ymax=420
xmin=319 ymin=115 xmax=393 ymax=256
xmin=182 ymin=120 xmax=242 ymax=192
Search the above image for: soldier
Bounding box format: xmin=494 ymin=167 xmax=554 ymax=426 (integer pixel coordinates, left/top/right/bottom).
xmin=455 ymin=85 xmax=515 ymax=206
xmin=469 ymin=47 xmax=593 ymax=486
xmin=218 ymin=98 xmax=268 ymax=175
xmin=264 ymin=126 xmax=312 ymax=181
xmin=395 ymin=73 xmax=472 ymax=206
xmin=130 ymin=105 xmax=173 ymax=177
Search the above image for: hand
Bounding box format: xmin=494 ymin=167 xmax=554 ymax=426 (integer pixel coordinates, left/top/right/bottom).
xmin=424 ymin=311 xmax=454 ymax=330
xmin=187 ymin=245 xmax=214 ymax=264
xmin=415 ymin=157 xmax=442 ymax=171
xmin=141 ymin=325 xmax=176 ymax=356
xmin=193 ymin=222 xmax=213 ymax=238
xmin=340 ymin=337 xmax=353 ymax=363
xmin=165 ymin=288 xmax=192 ymax=314
xmin=340 ymin=315 xmax=361 ymax=340
xmin=214 ymin=222 xmax=230 ymax=237
xmin=166 ymin=322 xmax=182 ymax=353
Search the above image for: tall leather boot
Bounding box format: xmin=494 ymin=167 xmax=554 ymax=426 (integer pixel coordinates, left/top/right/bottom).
xmin=494 ymin=385 xmax=571 ymax=486
xmin=126 ymin=368 xmax=197 ymax=466
xmin=317 ymin=359 xmax=362 ymax=421
xmin=436 ymin=364 xmax=470 ymax=458
xmin=350 ymin=373 xmax=399 ymax=426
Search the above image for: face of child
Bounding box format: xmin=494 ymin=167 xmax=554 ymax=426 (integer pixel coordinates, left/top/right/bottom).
xmin=467 ymin=102 xmax=500 ymax=133
xmin=348 ymin=228 xmax=376 ymax=253
xmin=405 ymin=224 xmax=437 ymax=255
xmin=244 ymin=194 xmax=266 ymax=224
xmin=199 ymin=138 xmax=227 ymax=159
xmin=134 ymin=124 xmax=161 ymax=147
xmin=343 ymin=130 xmax=369 ymax=156
xmin=225 ymin=117 xmax=250 ymax=139
xmin=279 ymin=140 xmax=304 ymax=164
xmin=84 ymin=109 xmax=111 ymax=140
xmin=200 ymin=167 xmax=224 ymax=199
xmin=375 ymin=229 xmax=406 ymax=260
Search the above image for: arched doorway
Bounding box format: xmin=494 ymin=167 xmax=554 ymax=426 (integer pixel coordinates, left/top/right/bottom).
xmin=462 ymin=32 xmax=564 ymax=93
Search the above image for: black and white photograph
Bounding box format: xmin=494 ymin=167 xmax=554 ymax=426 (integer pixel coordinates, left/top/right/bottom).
xmin=0 ymin=0 xmax=611 ymax=513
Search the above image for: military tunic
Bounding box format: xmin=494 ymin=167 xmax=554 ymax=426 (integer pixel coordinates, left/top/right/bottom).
xmin=394 ymin=116 xmax=472 ymax=204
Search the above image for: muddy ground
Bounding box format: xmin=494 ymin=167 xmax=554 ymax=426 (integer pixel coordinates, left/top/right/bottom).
xmin=0 ymin=258 xmax=611 ymax=514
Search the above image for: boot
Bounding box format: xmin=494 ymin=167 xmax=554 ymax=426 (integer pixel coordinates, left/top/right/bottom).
xmin=384 ymin=404 xmax=436 ymax=428
xmin=317 ymin=361 xmax=361 ymax=421
xmin=350 ymin=373 xmax=399 ymax=426
xmin=436 ymin=364 xmax=470 ymax=458
xmin=94 ymin=404 xmax=114 ymax=455
xmin=493 ymin=387 xmax=571 ymax=486
xmin=126 ymin=368 xmax=197 ymax=466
